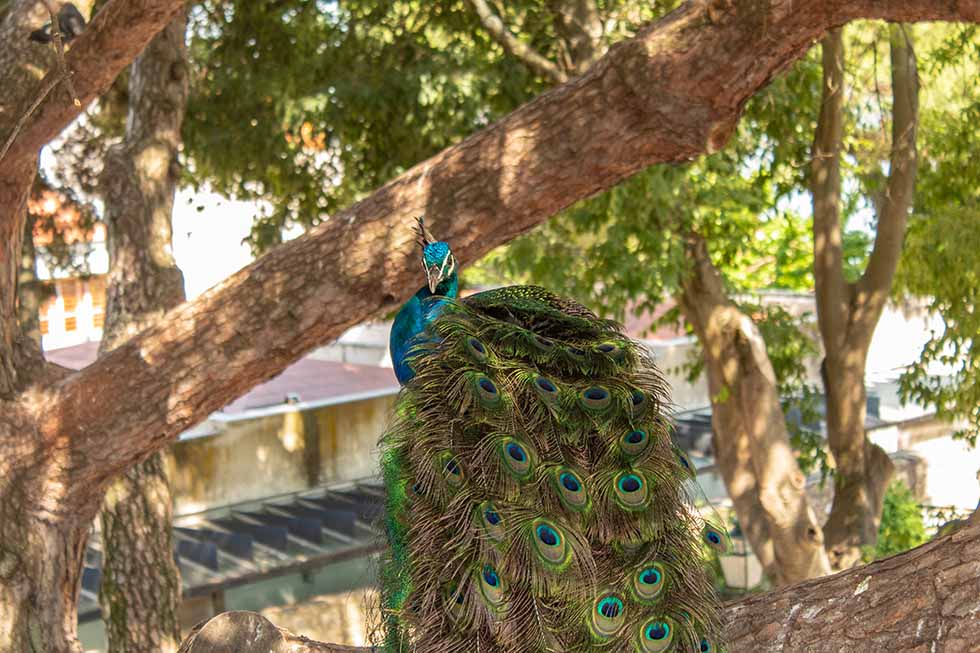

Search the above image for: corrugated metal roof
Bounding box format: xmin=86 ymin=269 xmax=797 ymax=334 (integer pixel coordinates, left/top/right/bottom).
xmin=78 ymin=478 xmax=387 ymax=622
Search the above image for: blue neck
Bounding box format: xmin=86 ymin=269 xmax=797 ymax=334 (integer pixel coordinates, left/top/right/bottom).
xmin=390 ymin=273 xmax=458 ymax=384
xmin=420 ymin=274 xmax=459 ymax=304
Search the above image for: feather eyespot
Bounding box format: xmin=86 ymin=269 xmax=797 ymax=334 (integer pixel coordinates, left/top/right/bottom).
xmin=630 ymin=389 xmax=649 ymax=416
xmin=476 ymin=563 xmax=506 ymax=610
xmin=579 ymin=386 xmax=611 ymax=412
xmin=465 ymin=336 xmax=488 ymax=362
xmin=632 ymin=562 xmax=666 ymax=603
xmin=613 ymin=472 xmax=650 ymax=511
xmin=674 ymin=445 xmax=696 ymax=480
xmin=703 ymin=523 xmax=731 ymax=554
xmin=530 ymin=519 xmax=571 ymax=569
xmin=553 ymin=467 xmax=590 ymax=512
xmin=637 ymin=618 xmax=674 ymax=652
xmin=595 ymin=341 xmax=626 ymax=362
xmin=470 ymin=373 xmax=502 ymax=409
xmin=498 ymin=437 xmax=535 ymax=481
xmin=567 ymin=345 xmax=587 ymax=359
xmin=590 ymin=593 xmax=626 ymax=639
xmin=620 ymin=429 xmax=650 ymax=458
xmin=443 ymin=582 xmax=467 ymax=621
xmin=533 ymin=375 xmax=561 ymax=405
xmin=478 ymin=501 xmax=506 ymax=542
xmin=438 ymin=451 xmax=465 ymax=489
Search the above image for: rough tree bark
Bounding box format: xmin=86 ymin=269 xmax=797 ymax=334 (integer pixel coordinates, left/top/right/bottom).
xmin=0 ymin=2 xmax=977 ymax=651
xmin=678 ymin=235 xmax=831 ymax=585
xmin=0 ymin=0 xmax=187 ymax=396
xmin=0 ymin=3 xmax=186 ymax=652
xmin=177 ymin=524 xmax=980 ymax=652
xmin=812 ymin=26 xmax=919 ymax=569
xmin=0 ymin=0 xmax=98 ymax=399
xmin=96 ymin=14 xmax=188 ymax=653
xmin=17 ymin=210 xmax=44 ymax=346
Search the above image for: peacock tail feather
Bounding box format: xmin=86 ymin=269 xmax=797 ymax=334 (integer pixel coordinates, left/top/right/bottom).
xmin=379 ymin=286 xmax=725 ymax=652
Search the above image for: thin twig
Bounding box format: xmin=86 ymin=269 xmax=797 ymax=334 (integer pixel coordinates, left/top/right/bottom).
xmin=0 ymin=1 xmax=82 ymax=164
xmin=41 ymin=0 xmax=81 ymax=107
xmin=0 ymin=74 xmax=60 ymax=163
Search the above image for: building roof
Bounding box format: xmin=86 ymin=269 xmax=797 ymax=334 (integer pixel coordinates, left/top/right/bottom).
xmin=79 ymin=477 xmax=387 ymax=622
xmin=45 ymin=341 xmax=401 ymax=419
xmin=621 ymin=300 xmax=689 ymax=342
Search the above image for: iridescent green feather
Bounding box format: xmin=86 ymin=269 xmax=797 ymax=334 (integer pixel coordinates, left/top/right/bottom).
xmin=378 ymin=286 xmax=723 ymax=652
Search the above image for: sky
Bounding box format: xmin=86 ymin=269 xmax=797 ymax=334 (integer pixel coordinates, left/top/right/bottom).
xmin=171 ymin=188 xmax=257 ymax=298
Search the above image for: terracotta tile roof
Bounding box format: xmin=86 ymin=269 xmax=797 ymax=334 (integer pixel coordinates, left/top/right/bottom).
xmin=45 ymin=340 xmax=100 ymax=370
xmin=621 ymin=300 xmax=688 ymax=341
xmin=45 ymin=341 xmax=400 ymax=415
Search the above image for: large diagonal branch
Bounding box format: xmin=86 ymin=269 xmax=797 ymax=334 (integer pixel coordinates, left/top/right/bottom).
xmin=465 ymin=0 xmax=569 ymax=83
xmin=26 ymin=0 xmax=980 ymax=508
xmin=811 ymin=28 xmax=850 ymax=355
xmin=851 ymin=24 xmax=919 ymax=348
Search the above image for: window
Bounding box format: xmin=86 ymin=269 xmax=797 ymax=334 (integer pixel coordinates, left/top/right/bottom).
xmin=86 ymin=276 xmax=106 ymax=331
xmin=61 ymin=280 xmax=78 ymax=314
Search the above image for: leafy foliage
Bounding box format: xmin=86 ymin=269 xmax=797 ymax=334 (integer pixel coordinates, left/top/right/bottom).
xmin=894 ymin=29 xmax=980 ymax=444
xmin=863 ymin=481 xmax=927 ymax=561
xmin=183 ymin=0 xmax=549 ymax=253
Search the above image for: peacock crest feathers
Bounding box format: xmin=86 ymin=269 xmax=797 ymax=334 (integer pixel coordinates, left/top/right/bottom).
xmin=379 ymin=285 xmax=725 ymax=652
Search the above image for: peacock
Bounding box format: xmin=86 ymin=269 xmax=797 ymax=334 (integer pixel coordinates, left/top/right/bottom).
xmin=379 ymin=218 xmax=727 ymax=652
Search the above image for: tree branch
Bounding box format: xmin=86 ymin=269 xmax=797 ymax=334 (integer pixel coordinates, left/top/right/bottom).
xmin=547 ymin=0 xmax=604 ymax=74
xmin=852 ymin=24 xmax=919 ymax=346
xmin=0 ymin=0 xmax=186 ymax=167
xmin=0 ymin=0 xmax=184 ymax=395
xmin=678 ymin=233 xmax=830 ymax=585
xmin=724 ymin=523 xmax=980 ymax=651
xmin=810 ymin=27 xmax=850 ymax=355
xmin=465 ymin=0 xmax=569 ymax=83
xmin=19 ymin=0 xmax=980 ymax=507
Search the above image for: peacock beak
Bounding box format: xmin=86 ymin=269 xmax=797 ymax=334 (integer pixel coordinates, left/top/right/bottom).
xmin=427 ymin=265 xmax=442 ymax=293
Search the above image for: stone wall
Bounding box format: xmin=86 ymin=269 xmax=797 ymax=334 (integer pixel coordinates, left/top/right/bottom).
xmin=167 ymin=395 xmax=395 ymax=514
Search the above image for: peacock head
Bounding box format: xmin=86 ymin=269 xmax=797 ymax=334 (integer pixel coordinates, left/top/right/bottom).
xmin=415 ymin=216 xmax=457 ymax=294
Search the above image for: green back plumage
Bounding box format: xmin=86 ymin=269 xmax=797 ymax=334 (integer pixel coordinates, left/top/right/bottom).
xmin=379 ymin=286 xmax=724 ymax=652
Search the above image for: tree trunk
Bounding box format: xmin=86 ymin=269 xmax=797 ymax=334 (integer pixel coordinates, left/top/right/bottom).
xmin=0 ymin=421 xmax=93 ymax=653
xmin=679 ymin=234 xmax=831 ymax=585
xmin=820 ymin=359 xmax=895 ymax=568
xmin=97 ymin=14 xmax=188 ymax=653
xmin=812 ymin=26 xmax=918 ymax=569
xmin=17 ymin=210 xmax=44 ymax=346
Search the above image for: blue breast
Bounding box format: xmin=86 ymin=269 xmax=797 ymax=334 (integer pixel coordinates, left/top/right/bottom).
xmin=390 ymin=289 xmax=454 ymax=385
